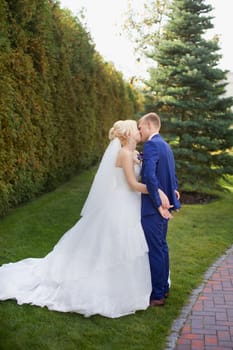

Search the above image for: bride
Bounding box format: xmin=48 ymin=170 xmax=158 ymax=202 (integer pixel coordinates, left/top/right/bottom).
xmin=0 ymin=120 xmax=169 ymax=318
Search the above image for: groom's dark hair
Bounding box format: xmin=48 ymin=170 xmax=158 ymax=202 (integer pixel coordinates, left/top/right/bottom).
xmin=139 ymin=112 xmax=161 ymax=130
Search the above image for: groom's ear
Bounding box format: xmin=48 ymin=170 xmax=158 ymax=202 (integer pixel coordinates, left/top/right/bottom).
xmin=147 ymin=121 xmax=152 ymax=130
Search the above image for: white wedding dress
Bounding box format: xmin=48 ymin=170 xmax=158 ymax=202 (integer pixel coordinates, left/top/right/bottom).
xmin=0 ymin=138 xmax=151 ymax=318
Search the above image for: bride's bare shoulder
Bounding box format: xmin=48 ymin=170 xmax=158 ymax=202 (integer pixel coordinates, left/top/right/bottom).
xmin=118 ymin=147 xmax=132 ymax=158
xmin=116 ymin=148 xmax=132 ymax=167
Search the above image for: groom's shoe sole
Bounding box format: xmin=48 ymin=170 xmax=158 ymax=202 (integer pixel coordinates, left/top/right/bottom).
xmin=150 ymin=299 xmax=165 ymax=307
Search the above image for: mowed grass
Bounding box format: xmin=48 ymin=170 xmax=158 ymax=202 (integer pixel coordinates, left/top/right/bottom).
xmin=0 ymin=168 xmax=233 ymax=350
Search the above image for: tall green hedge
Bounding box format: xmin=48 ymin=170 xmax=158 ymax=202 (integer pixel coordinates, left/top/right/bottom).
xmin=0 ymin=0 xmax=142 ymax=216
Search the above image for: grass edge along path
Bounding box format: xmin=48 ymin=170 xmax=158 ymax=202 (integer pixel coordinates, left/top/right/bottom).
xmin=0 ymin=169 xmax=232 ymax=350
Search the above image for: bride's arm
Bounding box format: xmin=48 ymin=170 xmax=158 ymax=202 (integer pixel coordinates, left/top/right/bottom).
xmin=121 ymin=150 xmax=148 ymax=193
xmin=120 ymin=150 xmax=173 ymax=205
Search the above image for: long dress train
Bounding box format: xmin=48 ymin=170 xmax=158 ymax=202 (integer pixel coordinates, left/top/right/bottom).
xmin=0 ymin=139 xmax=151 ymax=318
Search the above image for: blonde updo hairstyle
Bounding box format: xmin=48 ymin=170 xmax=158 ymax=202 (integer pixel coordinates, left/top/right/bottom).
xmin=109 ymin=120 xmax=137 ymax=144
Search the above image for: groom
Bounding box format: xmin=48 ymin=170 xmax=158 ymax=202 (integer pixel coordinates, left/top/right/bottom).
xmin=138 ymin=112 xmax=181 ymax=306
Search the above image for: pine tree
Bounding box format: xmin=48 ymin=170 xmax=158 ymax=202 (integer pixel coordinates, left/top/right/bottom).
xmin=146 ymin=0 xmax=233 ymax=192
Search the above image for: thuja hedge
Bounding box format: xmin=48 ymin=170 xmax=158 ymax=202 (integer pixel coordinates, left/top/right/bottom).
xmin=0 ymin=0 xmax=142 ymax=216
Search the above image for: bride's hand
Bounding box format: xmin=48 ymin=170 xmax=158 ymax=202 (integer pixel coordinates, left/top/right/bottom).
xmin=158 ymin=189 xmax=173 ymax=209
xmin=158 ymin=206 xmax=173 ymax=220
xmin=133 ymin=150 xmax=142 ymax=164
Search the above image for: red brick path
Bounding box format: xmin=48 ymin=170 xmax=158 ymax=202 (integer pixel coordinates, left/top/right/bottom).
xmin=167 ymin=246 xmax=233 ymax=350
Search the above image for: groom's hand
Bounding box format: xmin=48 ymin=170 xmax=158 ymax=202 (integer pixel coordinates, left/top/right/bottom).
xmin=158 ymin=206 xmax=173 ymax=220
xmin=175 ymin=190 xmax=180 ymax=200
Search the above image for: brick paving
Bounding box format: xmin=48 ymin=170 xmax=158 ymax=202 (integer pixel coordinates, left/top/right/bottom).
xmin=166 ymin=245 xmax=233 ymax=350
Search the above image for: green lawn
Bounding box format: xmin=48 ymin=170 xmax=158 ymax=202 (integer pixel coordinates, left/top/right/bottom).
xmin=0 ymin=169 xmax=233 ymax=350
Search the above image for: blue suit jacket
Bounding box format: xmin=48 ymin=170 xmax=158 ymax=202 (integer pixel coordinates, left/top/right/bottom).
xmin=141 ymin=134 xmax=181 ymax=216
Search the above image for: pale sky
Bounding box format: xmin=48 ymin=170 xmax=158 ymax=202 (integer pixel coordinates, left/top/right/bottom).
xmin=59 ymin=0 xmax=233 ymax=80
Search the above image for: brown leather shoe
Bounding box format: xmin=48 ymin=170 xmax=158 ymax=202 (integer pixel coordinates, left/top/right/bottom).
xmin=150 ymin=298 xmax=165 ymax=307
xmin=164 ymin=292 xmax=169 ymax=298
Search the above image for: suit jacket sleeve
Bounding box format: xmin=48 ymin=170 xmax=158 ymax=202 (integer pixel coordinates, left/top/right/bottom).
xmin=143 ymin=141 xmax=162 ymax=208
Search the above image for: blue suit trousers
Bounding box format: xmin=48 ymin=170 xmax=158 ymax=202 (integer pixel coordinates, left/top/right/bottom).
xmin=141 ymin=212 xmax=169 ymax=300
